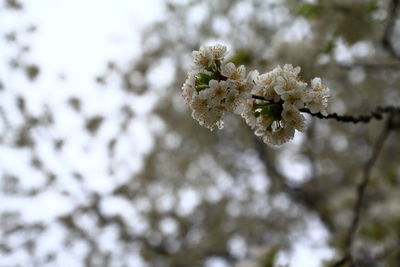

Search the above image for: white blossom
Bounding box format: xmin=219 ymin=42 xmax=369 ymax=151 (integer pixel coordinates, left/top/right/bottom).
xmin=254 ymin=115 xmax=274 ymax=136
xmin=183 ymin=45 xmax=331 ymax=145
xmin=183 ymin=45 xmax=255 ymax=130
xmin=305 ymin=77 xmax=330 ymax=115
xmin=208 ymin=80 xmax=228 ymax=105
xmin=280 ymin=88 xmax=306 ymax=109
xmin=182 ymin=72 xmax=196 ymax=104
xmin=221 ymin=62 xmax=246 ymax=80
xmin=228 ymin=71 xmax=257 ymax=114
xmin=208 ymin=44 xmax=227 ymax=61
xmin=275 ymin=73 xmax=307 ymax=96
xmin=225 ymin=88 xmax=241 ymax=113
xmin=282 ymin=102 xmax=306 ymax=132
xmin=283 ymin=63 xmax=301 ymax=76
xmin=192 ymin=46 xmax=212 ymax=69
xmin=255 ymin=67 xmax=281 ymax=102
xmin=241 ymin=99 xmax=257 ymax=129
xmin=191 ymin=91 xmax=209 ymax=114
xmin=263 ymin=123 xmax=295 ymax=146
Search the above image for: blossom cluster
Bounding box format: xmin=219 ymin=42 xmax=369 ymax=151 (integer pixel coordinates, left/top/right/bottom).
xmin=182 ymin=44 xmax=330 ymax=145
xmin=182 ymin=44 xmax=256 ymax=130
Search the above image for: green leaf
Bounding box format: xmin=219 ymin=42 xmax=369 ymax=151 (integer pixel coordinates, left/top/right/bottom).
xmin=197 ymin=72 xmax=213 ymax=82
xmin=260 ymin=108 xmax=272 ymax=116
xmin=260 ymin=105 xmax=282 ymax=118
xmin=195 ymin=72 xmax=216 ymax=91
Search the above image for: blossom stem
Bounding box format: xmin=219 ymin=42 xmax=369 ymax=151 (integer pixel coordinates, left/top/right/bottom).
xmin=299 ymin=107 xmax=400 ymax=123
xmin=251 ymin=95 xmax=400 ymax=123
xmin=252 ymin=95 xmax=269 ymax=101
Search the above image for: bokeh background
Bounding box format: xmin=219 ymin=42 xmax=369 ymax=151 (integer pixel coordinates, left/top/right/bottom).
xmin=1 ymin=0 xmax=400 ymax=266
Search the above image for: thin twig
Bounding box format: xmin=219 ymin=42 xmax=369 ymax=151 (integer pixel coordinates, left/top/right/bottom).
xmin=252 ymin=95 xmax=269 ymax=101
xmin=332 ymin=114 xmax=394 ymax=267
xmin=382 ymin=0 xmax=400 ymax=62
xmin=251 ymin=94 xmax=400 ymax=123
xmin=299 ymin=106 xmax=400 ymax=123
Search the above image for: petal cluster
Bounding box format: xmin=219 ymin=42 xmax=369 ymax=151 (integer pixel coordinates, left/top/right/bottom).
xmin=182 ymin=45 xmax=330 ymax=145
xmin=244 ymin=64 xmax=329 ymax=145
xmin=182 ymin=45 xmax=255 ymax=131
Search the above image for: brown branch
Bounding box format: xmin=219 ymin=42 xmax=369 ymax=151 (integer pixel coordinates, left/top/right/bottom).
xmin=332 ymin=115 xmax=394 ymax=267
xmin=252 ymin=95 xmax=269 ymax=101
xmin=251 ymin=95 xmax=400 ymax=123
xmin=299 ymin=106 xmax=400 ymax=123
xmin=382 ymin=0 xmax=400 ymax=61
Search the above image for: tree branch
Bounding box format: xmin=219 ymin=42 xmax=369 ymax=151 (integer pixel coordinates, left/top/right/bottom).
xmin=299 ymin=106 xmax=400 ymax=123
xmin=251 ymin=95 xmax=400 ymax=123
xmin=382 ymin=0 xmax=400 ymax=61
xmin=253 ymin=137 xmax=336 ymax=232
xmin=332 ymin=114 xmax=394 ymax=267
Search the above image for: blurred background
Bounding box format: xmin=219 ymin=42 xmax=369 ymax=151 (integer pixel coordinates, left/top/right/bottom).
xmin=1 ymin=0 xmax=400 ymax=266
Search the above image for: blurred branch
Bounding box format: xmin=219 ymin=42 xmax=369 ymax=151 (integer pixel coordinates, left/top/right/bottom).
xmin=336 ymin=62 xmax=400 ymax=70
xmin=0 ymin=106 xmax=10 ymax=140
xmin=373 ymin=241 xmax=400 ymax=262
xmin=253 ymin=137 xmax=336 ymax=232
xmin=90 ymin=194 xmax=172 ymax=255
xmin=382 ymin=0 xmax=400 ymax=61
xmin=304 ymin=118 xmax=317 ymax=179
xmin=332 ymin=114 xmax=395 ymax=267
xmin=90 ymin=194 xmax=237 ymax=264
